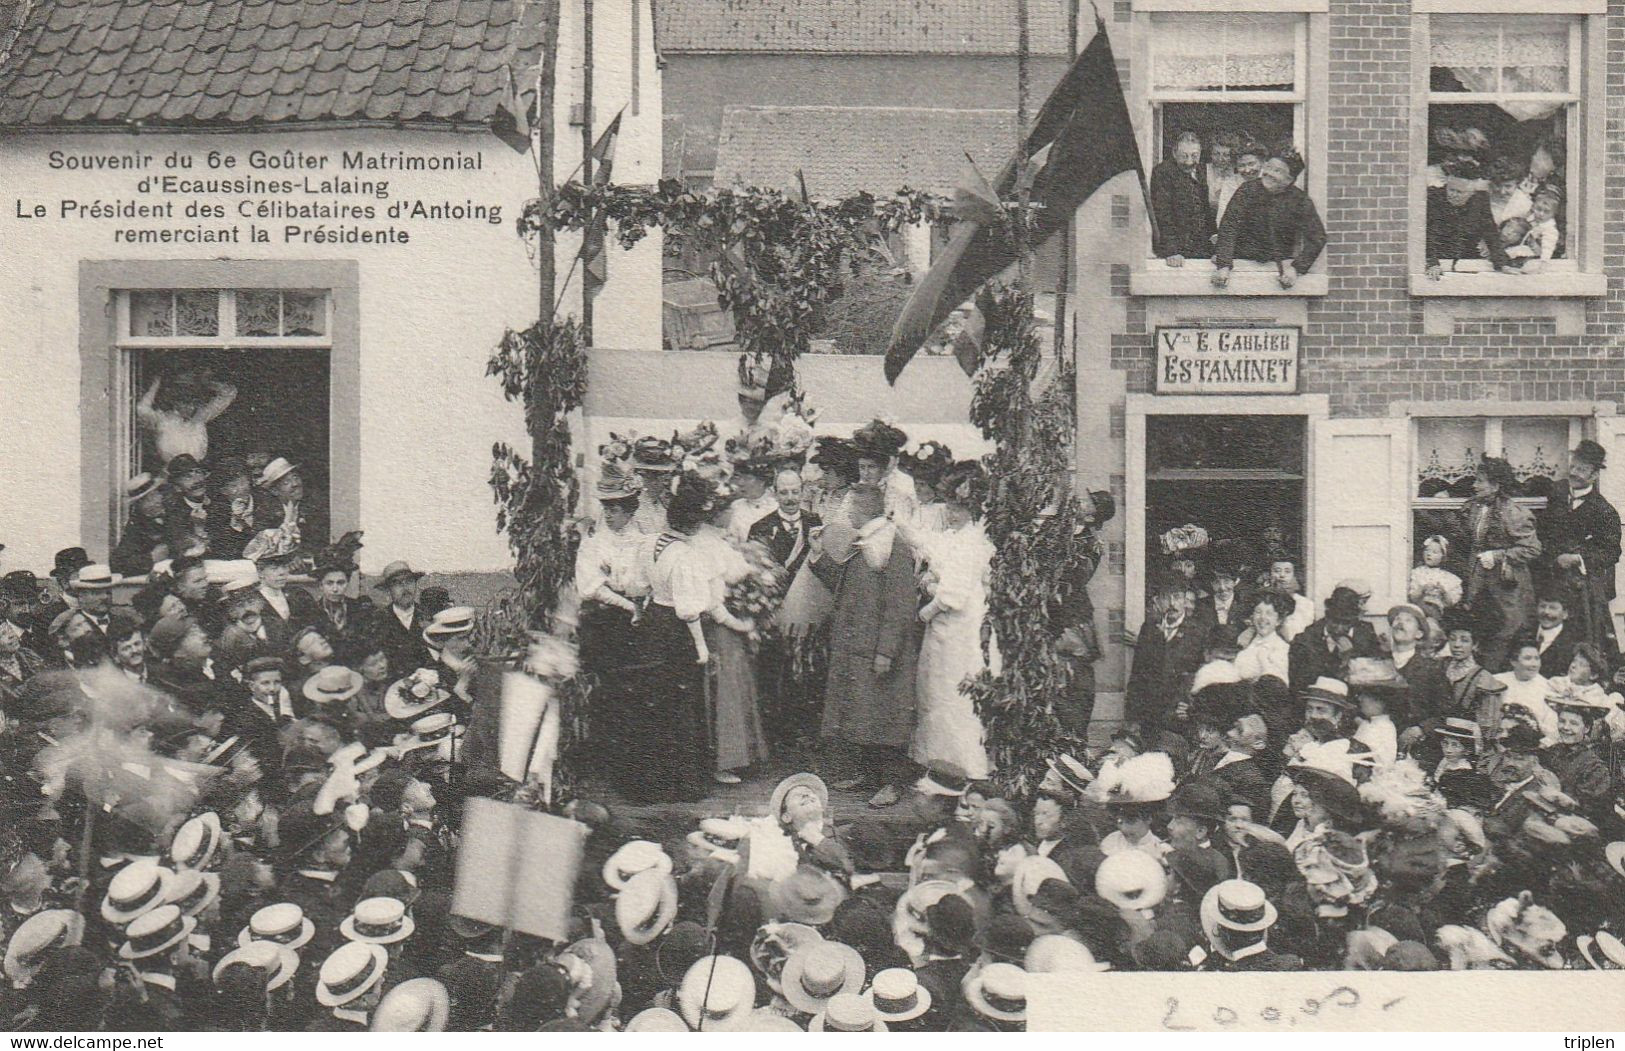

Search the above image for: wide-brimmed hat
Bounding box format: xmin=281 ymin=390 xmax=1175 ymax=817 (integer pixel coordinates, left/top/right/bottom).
xmin=595 ymin=463 xmax=643 ymax=502
xmin=1012 ymin=855 xmax=1069 ymax=918
xmin=808 ymin=991 xmax=889 ymax=1032
xmin=303 ymin=665 xmax=364 ymax=706
xmin=1025 ymin=934 xmax=1110 ymax=973
xmin=118 ymin=904 xmax=195 ymax=961
xmin=616 ymin=869 xmax=679 ymax=946
xmin=916 ymin=760 xmax=970 ymax=798
xmin=71 ymin=564 xmax=122 ymax=591
xmin=1547 ymin=686 xmax=1614 ymax=717
xmin=980 ymin=912 xmax=1036 ymax=964
xmin=1347 ymin=658 xmax=1407 ymax=695
xmin=749 ymin=922 xmax=824 ymax=994
xmin=852 ymin=419 xmax=908 ymax=462
xmin=239 ymin=902 xmax=316 ymax=951
xmin=1094 ymin=849 xmax=1168 ymax=911
xmin=769 ymin=772 xmax=829 ymax=826
xmin=316 ymin=940 xmax=389 ymax=1007
xmin=898 ymin=440 xmax=953 ymax=485
xmin=779 ymin=940 xmax=864 ymax=1013
xmin=1434 ymin=717 xmax=1482 ymax=752
xmin=631 ymin=436 xmax=677 ymax=472
xmin=1200 ymin=879 xmax=1278 ymax=942
xmin=624 ymin=1008 xmax=689 ymax=1032
xmin=169 ymin=811 xmax=222 ymax=871
xmin=371 ymin=977 xmax=451 ymax=1032
xmin=384 ymin=671 xmax=452 ymax=720
xmin=1578 ymin=931 xmax=1625 ymax=970
xmin=767 ymin=865 xmax=847 ymax=926
xmin=422 ymin=606 xmax=476 ymax=648
xmin=163 ymin=869 xmax=221 ymax=919
xmin=4 ymin=910 xmax=85 ymax=985
xmin=865 ymin=967 xmax=932 ymax=1022
xmin=213 ymin=940 xmax=299 ymax=992
xmin=376 ymin=561 xmax=426 ymax=589
xmin=1301 ymin=676 xmax=1355 ymax=709
xmin=686 ymin=817 xmax=747 ymax=865
xmin=963 ymin=962 xmax=1028 ymax=1023
xmin=677 ymin=955 xmax=755 ymax=1030
xmin=340 ymin=896 xmax=415 ymax=945
xmin=1606 ymin=841 xmax=1625 ymax=880
xmin=1046 ymin=753 xmax=1094 ymax=794
xmin=603 ymin=840 xmax=674 ymax=890
xmin=1102 ymin=751 xmax=1176 ymax=807
xmin=257 ymin=457 xmax=299 ymax=488
xmin=101 ymin=862 xmax=175 ymax=925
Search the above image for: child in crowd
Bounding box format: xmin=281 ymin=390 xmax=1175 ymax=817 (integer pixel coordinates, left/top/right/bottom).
xmin=1493 ymin=641 xmax=1558 ymax=745
xmin=1508 ymin=186 xmax=1562 ymax=267
xmin=1409 ymin=534 xmax=1463 ymax=615
xmin=1441 ymin=607 xmax=1507 ymax=742
xmin=1487 ymin=158 xmax=1532 ymax=225
xmin=1353 ymin=684 xmax=1398 ymax=767
xmin=1498 ymin=217 xmax=1532 ymax=261
xmin=1546 ymin=642 xmax=1625 ymax=739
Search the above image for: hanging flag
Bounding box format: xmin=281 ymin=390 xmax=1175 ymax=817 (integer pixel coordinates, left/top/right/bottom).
xmin=494 ymin=65 xmax=535 ymax=154
xmin=884 ymin=22 xmax=1147 ymax=384
xmin=581 ymin=109 xmax=624 ymax=294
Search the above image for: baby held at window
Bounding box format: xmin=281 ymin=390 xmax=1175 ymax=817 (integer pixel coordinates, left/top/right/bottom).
xmin=1505 ymin=186 xmax=1563 ymax=271
xmin=1409 ymin=534 xmax=1463 ymax=616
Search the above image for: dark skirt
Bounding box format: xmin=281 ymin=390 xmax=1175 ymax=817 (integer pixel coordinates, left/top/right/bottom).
xmin=603 ymin=602 xmax=708 ymax=802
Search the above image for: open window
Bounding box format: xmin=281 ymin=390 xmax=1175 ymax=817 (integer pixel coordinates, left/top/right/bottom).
xmin=1412 ymin=5 xmax=1606 ymax=297
xmin=113 ymin=288 xmax=333 ymax=540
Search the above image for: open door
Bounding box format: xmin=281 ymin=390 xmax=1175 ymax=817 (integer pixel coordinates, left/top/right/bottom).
xmin=1310 ymin=418 xmax=1409 ymax=615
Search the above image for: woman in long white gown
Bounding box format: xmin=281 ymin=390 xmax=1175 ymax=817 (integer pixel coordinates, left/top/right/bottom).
xmin=908 ymin=461 xmax=996 ymax=778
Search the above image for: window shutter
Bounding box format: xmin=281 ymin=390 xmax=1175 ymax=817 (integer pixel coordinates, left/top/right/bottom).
xmin=1310 ymin=418 xmax=1409 ymax=614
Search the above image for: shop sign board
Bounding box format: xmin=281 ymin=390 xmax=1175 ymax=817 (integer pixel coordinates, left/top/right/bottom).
xmin=1154 ymin=325 xmax=1301 ymax=395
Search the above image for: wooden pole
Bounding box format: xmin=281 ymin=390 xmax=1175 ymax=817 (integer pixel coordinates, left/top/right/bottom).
xmin=580 ymin=0 xmax=595 ymax=346
xmin=1054 ymin=0 xmax=1080 ymax=356
xmin=1015 ymin=0 xmax=1032 ymax=290
xmin=536 ymin=0 xmax=560 ymax=327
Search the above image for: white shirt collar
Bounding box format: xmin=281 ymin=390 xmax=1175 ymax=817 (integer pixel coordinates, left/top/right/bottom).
xmin=393 ymin=605 xmax=415 ymax=629
xmin=1572 ymin=486 xmax=1594 ymax=500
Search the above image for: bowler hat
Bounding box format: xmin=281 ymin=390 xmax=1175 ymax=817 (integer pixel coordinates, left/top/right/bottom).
xmin=1573 ymin=440 xmax=1607 ymax=469
xmin=53 ymin=547 xmax=91 ymax=580
xmin=166 ymin=454 xmax=209 ymax=480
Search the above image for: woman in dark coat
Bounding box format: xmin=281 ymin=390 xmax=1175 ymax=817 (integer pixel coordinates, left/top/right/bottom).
xmin=1425 ymin=156 xmax=1518 ymax=279
xmin=1459 ymin=456 xmax=1541 ymax=672
xmin=1212 ymin=149 xmax=1326 ymax=290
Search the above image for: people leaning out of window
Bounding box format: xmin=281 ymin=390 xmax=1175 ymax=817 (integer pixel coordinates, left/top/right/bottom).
xmin=1426 ymin=155 xmax=1546 ymax=279
xmin=1211 ymin=148 xmax=1326 ymax=291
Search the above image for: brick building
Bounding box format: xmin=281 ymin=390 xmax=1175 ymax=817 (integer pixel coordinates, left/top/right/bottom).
xmin=1077 ymin=0 xmax=1625 ymax=731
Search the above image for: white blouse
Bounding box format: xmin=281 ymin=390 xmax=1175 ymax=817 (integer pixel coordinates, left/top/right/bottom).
xmin=574 ymin=521 xmax=652 ymax=603
xmin=645 ymin=534 xmax=712 ymax=621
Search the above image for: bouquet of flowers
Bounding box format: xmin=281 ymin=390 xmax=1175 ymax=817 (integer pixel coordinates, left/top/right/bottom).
xmin=402 ymin=668 xmax=442 ymax=700
xmin=738 ymin=392 xmax=818 ymax=467
xmin=671 ymin=420 xmax=719 ymax=460
xmin=725 ymin=539 xmax=789 ymax=649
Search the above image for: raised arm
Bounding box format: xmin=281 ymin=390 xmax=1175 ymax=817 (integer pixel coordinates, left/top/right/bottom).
xmin=197 ymin=380 xmax=238 ymax=423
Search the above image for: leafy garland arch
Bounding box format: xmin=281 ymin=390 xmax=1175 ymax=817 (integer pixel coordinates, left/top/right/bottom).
xmin=487 ymin=178 xmax=1089 ymax=796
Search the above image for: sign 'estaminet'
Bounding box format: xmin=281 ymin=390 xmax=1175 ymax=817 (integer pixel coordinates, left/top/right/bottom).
xmin=1155 ymin=326 xmax=1301 ymax=395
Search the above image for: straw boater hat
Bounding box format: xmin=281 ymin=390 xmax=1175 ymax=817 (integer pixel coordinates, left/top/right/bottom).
xmin=238 ymin=902 xmax=316 ymax=951
xmin=341 ymin=896 xmax=415 ymax=945
xmin=1011 ymin=856 xmax=1069 ymax=918
xmin=376 ymin=561 xmax=426 ymax=590
xmin=1094 ymin=850 xmax=1169 ymax=912
xmin=1578 ymin=931 xmax=1625 ymax=971
xmin=1434 ymin=717 xmax=1483 ymax=752
xmin=686 ymin=817 xmax=748 ymax=865
xmin=779 ymin=940 xmax=865 ymax=1014
xmin=769 ymin=772 xmax=829 ymax=826
xmin=118 ymin=904 xmax=196 ymax=961
xmin=101 ymin=862 xmax=175 ymax=925
xmin=394 ymin=712 xmax=464 ymax=755
xmin=71 ymin=564 xmax=122 ymax=591
xmin=127 ymin=473 xmax=163 ymax=504
xmin=963 ymin=962 xmax=1028 ymax=1023
xmin=749 ymin=922 xmax=824 ymax=995
xmin=169 ymin=811 xmax=223 ymax=871
xmin=616 ymin=869 xmax=679 ymax=946
xmin=371 ymin=977 xmax=451 ymax=1032
xmin=717 ymin=1009 xmax=805 ymax=1033
xmin=316 ymin=940 xmax=389 ymax=1008
xmin=1046 ymin=752 xmax=1094 ymax=794
xmin=677 ymin=955 xmax=756 ymax=1030
xmin=1346 ymin=657 xmax=1408 ymax=696
xmin=1606 ymin=841 xmax=1625 ymax=880
xmin=865 ymin=968 xmax=932 ymax=1022
xmin=767 ymin=865 xmax=847 ymax=927
xmin=808 ymin=991 xmax=889 ymax=1033
xmin=384 ymin=671 xmax=453 ymax=721
xmin=257 ymin=457 xmax=298 ymax=488
xmin=163 ymin=869 xmax=221 ymax=919
xmin=602 ymin=840 xmax=674 ymax=890
xmin=422 ymin=606 xmax=475 ymax=650
xmin=624 ymin=1008 xmax=689 ymax=1032
xmin=4 ymin=910 xmax=85 ymax=986
xmin=1026 ymin=934 xmax=1110 ymax=974
xmin=1301 ymin=676 xmax=1356 ymax=710
xmin=303 ymin=665 xmax=364 ymax=707
xmin=213 ymin=940 xmax=299 ymax=992
xmin=1200 ymin=879 xmax=1278 ymax=946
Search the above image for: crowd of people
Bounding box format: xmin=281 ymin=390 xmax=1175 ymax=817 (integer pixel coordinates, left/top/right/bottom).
xmin=1424 ymin=122 xmax=1569 ymax=277
xmin=3 ymin=364 xmax=1625 ymax=1033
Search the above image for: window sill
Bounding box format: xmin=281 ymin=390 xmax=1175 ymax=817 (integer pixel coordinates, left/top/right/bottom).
xmin=1132 ymin=265 xmax=1327 ymax=298
xmin=1409 ymin=271 xmax=1607 ymax=298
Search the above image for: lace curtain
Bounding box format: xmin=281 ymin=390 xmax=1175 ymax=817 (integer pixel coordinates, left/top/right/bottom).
xmin=1430 ymin=16 xmax=1570 ymax=121
xmin=1150 ymin=14 xmax=1297 ymax=92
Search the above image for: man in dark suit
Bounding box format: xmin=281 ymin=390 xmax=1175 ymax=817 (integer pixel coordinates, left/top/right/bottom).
xmin=253 ymin=457 xmax=329 ymax=551
xmin=1288 ymin=586 xmax=1382 ymax=696
xmin=1126 ymin=580 xmax=1206 ymax=736
xmin=1525 ymin=588 xmax=1580 ymax=680
xmin=1149 ymin=131 xmax=1215 ymax=263
xmin=1194 ymin=554 xmax=1250 ymax=651
xmin=1536 ymin=439 xmax=1621 ymax=651
xmin=373 ymin=560 xmax=431 ymax=676
xmin=1386 ymin=603 xmax=1450 ymax=742
xmin=751 ymin=467 xmax=823 ymax=748
xmin=161 ymin=454 xmax=213 ymax=558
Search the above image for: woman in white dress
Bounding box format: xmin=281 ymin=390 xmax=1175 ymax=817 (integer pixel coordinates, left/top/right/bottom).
xmin=909 ymin=461 xmax=995 ymax=778
xmin=136 ymin=372 xmax=236 ymax=465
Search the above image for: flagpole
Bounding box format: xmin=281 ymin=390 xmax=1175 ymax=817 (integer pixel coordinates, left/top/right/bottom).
xmin=536 ymin=0 xmax=560 ymax=332
xmin=1016 ymin=0 xmax=1031 ymax=290
xmin=1054 ymin=0 xmax=1080 ymax=356
xmin=580 ymin=0 xmax=595 ymax=346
